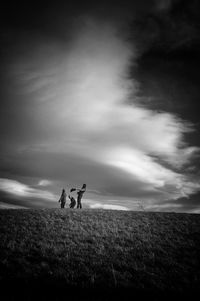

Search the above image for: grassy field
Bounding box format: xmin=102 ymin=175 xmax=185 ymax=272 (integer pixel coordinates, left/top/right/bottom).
xmin=0 ymin=209 xmax=200 ymax=300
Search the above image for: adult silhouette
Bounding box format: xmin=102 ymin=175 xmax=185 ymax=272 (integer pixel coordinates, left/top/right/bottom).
xmin=70 ymin=184 xmax=86 ymax=209
xmin=58 ymin=189 xmax=67 ymax=209
xmin=77 ymin=184 xmax=86 ymax=209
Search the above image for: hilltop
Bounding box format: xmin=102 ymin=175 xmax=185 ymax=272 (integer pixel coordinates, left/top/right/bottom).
xmin=0 ymin=209 xmax=200 ymax=300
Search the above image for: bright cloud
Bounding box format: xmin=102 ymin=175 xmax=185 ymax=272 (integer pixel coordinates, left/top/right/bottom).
xmin=0 ymin=178 xmax=55 ymax=200
xmin=89 ymin=203 xmax=129 ymax=211
xmin=38 ymin=179 xmax=52 ymax=186
xmin=2 ymin=17 xmax=200 ymax=208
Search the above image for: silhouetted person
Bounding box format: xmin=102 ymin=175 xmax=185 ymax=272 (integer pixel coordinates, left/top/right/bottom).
xmin=68 ymin=195 xmax=76 ymax=208
xmin=76 ymin=184 xmax=86 ymax=209
xmin=58 ymin=189 xmax=67 ymax=209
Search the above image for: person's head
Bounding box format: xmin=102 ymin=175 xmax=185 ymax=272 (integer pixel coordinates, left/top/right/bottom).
xmin=62 ymin=189 xmax=65 ymax=193
xmin=82 ymin=184 xmax=86 ymax=189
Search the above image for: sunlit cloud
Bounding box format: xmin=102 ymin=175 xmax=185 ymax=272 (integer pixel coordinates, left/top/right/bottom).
xmin=38 ymin=179 xmax=52 ymax=186
xmin=89 ymin=203 xmax=129 ymax=211
xmin=2 ymin=17 xmax=200 ymax=208
xmin=0 ymin=178 xmax=55 ymax=201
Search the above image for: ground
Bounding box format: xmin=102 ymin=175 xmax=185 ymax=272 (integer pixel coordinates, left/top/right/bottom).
xmin=0 ymin=208 xmax=200 ymax=300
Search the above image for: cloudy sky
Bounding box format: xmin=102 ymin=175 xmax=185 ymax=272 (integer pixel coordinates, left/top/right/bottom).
xmin=0 ymin=0 xmax=200 ymax=212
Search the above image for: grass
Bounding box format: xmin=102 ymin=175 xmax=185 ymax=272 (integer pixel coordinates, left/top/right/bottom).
xmin=0 ymin=208 xmax=200 ymax=300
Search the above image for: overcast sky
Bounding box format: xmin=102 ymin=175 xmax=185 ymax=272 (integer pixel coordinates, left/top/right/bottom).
xmin=0 ymin=0 xmax=200 ymax=212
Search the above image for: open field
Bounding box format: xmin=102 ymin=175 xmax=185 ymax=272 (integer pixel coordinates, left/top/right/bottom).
xmin=0 ymin=209 xmax=200 ymax=300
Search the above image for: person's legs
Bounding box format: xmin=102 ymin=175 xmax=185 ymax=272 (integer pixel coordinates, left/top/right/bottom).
xmin=79 ymin=196 xmax=82 ymax=209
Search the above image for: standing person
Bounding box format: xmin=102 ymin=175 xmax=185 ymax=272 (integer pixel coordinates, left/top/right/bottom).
xmin=77 ymin=184 xmax=86 ymax=209
xmin=58 ymin=189 xmax=67 ymax=209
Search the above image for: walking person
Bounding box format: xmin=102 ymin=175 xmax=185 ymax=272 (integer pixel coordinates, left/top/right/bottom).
xmin=58 ymin=189 xmax=67 ymax=209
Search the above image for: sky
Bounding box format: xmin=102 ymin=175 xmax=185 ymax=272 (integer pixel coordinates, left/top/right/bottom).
xmin=0 ymin=0 xmax=200 ymax=212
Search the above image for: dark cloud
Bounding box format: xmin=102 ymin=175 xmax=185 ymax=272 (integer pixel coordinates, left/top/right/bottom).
xmin=130 ymin=0 xmax=200 ymax=167
xmin=149 ymin=191 xmax=200 ymax=213
xmin=134 ymin=52 xmax=200 ymax=139
xmin=131 ymin=0 xmax=200 ymax=53
xmin=0 ymin=190 xmax=56 ymax=209
xmin=0 ymin=151 xmax=165 ymax=199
